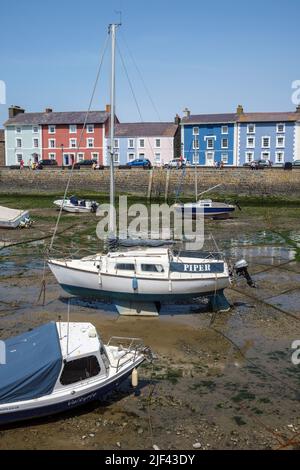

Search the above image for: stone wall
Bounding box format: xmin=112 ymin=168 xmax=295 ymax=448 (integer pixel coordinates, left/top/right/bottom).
xmin=0 ymin=167 xmax=300 ymax=199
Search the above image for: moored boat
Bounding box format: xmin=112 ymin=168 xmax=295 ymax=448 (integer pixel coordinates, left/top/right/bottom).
xmin=0 ymin=322 xmax=151 ymax=425
xmin=53 ymin=196 xmax=99 ymax=214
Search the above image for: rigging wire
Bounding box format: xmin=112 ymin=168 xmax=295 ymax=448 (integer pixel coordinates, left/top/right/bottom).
xmin=48 ymin=34 xmax=110 ymax=253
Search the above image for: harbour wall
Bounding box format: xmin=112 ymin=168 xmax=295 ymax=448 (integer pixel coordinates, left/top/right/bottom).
xmin=0 ymin=168 xmax=300 ymax=199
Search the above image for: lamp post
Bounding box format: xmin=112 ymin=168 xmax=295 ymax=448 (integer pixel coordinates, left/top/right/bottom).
xmin=61 ymin=144 xmax=64 ymax=169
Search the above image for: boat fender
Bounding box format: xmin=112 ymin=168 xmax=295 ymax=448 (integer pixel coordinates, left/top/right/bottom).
xmin=132 ymin=277 xmax=138 ymax=291
xmin=131 ymin=368 xmax=138 ymax=388
xmin=168 ymin=279 xmax=172 ymax=292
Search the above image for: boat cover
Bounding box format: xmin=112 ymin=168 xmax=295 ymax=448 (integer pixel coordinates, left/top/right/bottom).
xmin=0 ymin=323 xmax=62 ymax=404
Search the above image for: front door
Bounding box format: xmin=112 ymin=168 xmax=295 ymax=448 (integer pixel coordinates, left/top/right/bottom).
xmin=206 ymin=152 xmax=215 ymax=166
xmin=64 ymin=154 xmax=69 ymax=166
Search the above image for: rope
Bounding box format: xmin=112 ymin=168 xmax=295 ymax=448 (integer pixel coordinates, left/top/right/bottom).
xmin=49 ymin=35 xmax=109 ymax=253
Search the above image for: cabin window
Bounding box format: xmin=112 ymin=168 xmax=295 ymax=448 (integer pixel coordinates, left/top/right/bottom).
xmin=141 ymin=264 xmax=165 ymax=273
xmin=60 ymin=355 xmax=101 ymax=385
xmin=116 ymin=263 xmax=135 ymax=270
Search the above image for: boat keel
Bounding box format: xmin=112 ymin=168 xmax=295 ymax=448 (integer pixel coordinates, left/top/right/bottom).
xmin=207 ymin=290 xmax=231 ymax=313
xmin=115 ymin=301 xmax=160 ymax=317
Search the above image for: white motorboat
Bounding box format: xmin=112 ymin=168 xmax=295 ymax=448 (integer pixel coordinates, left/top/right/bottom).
xmin=175 ymin=199 xmax=236 ymax=219
xmin=54 ymin=196 xmax=99 ymax=214
xmin=0 ymin=322 xmax=151 ymax=425
xmin=0 ymin=205 xmax=32 ymax=229
xmin=48 ymin=24 xmax=232 ymax=316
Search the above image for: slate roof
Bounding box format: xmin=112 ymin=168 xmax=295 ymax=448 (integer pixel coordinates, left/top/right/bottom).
xmin=182 ymin=111 xmax=300 ymax=124
xmin=114 ymin=122 xmax=178 ymax=137
xmin=4 ymin=111 xmax=110 ymax=126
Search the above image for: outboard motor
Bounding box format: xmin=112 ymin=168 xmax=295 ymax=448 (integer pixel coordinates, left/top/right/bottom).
xmin=91 ymin=202 xmax=98 ymax=213
xmin=234 ymin=259 xmax=256 ymax=288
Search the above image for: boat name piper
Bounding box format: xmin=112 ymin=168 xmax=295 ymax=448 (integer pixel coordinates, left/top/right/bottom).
xmin=170 ymin=262 xmax=224 ymax=274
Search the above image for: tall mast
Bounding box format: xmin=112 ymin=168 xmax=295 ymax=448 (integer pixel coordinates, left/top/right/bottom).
xmin=108 ymin=23 xmax=118 ymax=237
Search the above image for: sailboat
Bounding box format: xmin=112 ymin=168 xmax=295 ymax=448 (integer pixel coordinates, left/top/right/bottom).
xmin=48 ymin=24 xmax=233 ymax=316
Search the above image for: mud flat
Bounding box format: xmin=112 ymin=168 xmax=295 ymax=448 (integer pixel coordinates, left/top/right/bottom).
xmin=0 ymin=199 xmax=300 ymax=450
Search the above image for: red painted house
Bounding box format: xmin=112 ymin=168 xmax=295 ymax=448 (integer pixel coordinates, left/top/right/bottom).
xmin=41 ymin=107 xmax=112 ymax=165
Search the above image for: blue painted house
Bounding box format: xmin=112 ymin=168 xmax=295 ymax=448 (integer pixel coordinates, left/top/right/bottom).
xmin=181 ymin=110 xmax=237 ymax=166
xmin=237 ymin=109 xmax=299 ymax=165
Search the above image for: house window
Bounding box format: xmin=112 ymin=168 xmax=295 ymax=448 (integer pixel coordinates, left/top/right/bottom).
xmin=87 ymin=138 xmax=94 ymax=148
xmin=138 ymin=153 xmax=145 ymax=160
xmin=221 ymin=126 xmax=228 ymax=134
xmin=77 ymin=153 xmax=84 ymax=162
xmin=15 ymin=127 xmax=22 ymax=133
xmin=262 ymin=137 xmax=270 ymax=148
xmin=70 ymin=138 xmax=77 ymax=148
xmin=16 ymin=153 xmax=23 ymax=163
xmin=277 ymin=123 xmax=285 ymax=133
xmin=193 ymin=153 xmax=199 ymax=164
xmin=114 ymin=139 xmax=119 ymax=149
xmin=276 ymin=136 xmax=285 ymax=148
xmin=245 ymin=151 xmax=254 ymax=163
xmin=114 ymin=153 xmax=120 ymax=164
xmin=193 ymin=139 xmax=199 ymax=150
xmin=155 ymin=153 xmax=161 ymax=164
xmin=247 ymin=137 xmax=255 ymax=148
xmin=221 ymin=153 xmax=229 ymax=164
xmin=49 ymin=153 xmax=56 ymax=160
xmin=128 ymin=153 xmax=135 ymax=161
xmin=128 ymin=139 xmax=134 ymax=148
xmin=139 ymin=139 xmax=145 ymax=148
xmin=92 ymin=153 xmax=99 ymax=161
xmin=48 ymin=125 xmax=56 ymax=134
xmin=261 ymin=151 xmax=270 ymax=160
xmin=49 ymin=139 xmax=56 ymax=148
xmin=247 ymin=124 xmax=255 ymax=134
xmin=33 ymin=138 xmax=39 ymax=148
xmin=155 ymin=139 xmax=161 ymax=148
xmin=16 ymin=138 xmax=22 ymax=148
xmin=60 ymin=356 xmax=101 ymax=386
xmin=207 ymin=138 xmax=214 ymax=150
xmin=193 ymin=127 xmax=199 ymax=135
xmin=69 ymin=124 xmax=77 ymax=134
xmin=33 ymin=126 xmax=39 ymax=134
xmin=221 ymin=138 xmax=228 ymax=149
xmin=86 ymin=124 xmax=94 ymax=133
xmin=275 ymin=151 xmax=285 ymax=163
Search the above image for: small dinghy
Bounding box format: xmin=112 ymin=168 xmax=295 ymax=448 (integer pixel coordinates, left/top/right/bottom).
xmin=0 ymin=205 xmax=32 ymax=229
xmin=0 ymin=322 xmax=151 ymax=425
xmin=53 ymin=196 xmax=99 ymax=213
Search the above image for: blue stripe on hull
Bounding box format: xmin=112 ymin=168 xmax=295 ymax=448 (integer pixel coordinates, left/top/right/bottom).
xmin=60 ymin=284 xmax=226 ymax=303
xmin=0 ymin=369 xmax=133 ymax=426
xmin=182 ymin=207 xmax=235 ymax=215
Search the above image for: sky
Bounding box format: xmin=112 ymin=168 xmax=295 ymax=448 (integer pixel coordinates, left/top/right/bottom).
xmin=0 ymin=0 xmax=300 ymax=127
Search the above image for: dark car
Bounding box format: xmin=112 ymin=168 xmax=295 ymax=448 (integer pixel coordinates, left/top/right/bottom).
xmin=292 ymin=160 xmax=300 ymax=167
xmin=36 ymin=159 xmax=58 ymax=169
xmin=126 ymin=158 xmax=152 ymax=169
xmin=78 ymin=159 xmax=98 ymax=167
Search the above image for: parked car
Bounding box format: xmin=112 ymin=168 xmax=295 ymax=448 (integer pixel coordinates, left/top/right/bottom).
xmin=164 ymin=158 xmax=186 ymax=169
xmin=78 ymin=159 xmax=98 ymax=167
xmin=244 ymin=159 xmax=272 ymax=169
xmin=126 ymin=158 xmax=152 ymax=169
xmin=292 ymin=160 xmax=300 ymax=167
xmin=36 ymin=159 xmax=58 ymax=169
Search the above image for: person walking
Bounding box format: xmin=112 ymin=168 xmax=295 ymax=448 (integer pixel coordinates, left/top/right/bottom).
xmin=20 ymin=159 xmax=24 ymax=170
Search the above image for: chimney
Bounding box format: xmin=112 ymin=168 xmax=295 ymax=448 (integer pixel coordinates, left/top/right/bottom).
xmin=9 ymin=105 xmax=25 ymax=119
xmin=237 ymin=105 xmax=244 ymax=115
xmin=45 ymin=108 xmax=53 ymax=114
xmin=183 ymin=107 xmax=190 ymax=118
xmin=296 ymin=105 xmax=300 ymax=113
xmin=174 ymin=114 xmax=181 ymax=125
xmin=106 ymin=104 xmax=111 ymax=113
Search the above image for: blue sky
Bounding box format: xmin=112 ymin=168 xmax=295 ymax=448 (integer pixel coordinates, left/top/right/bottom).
xmin=0 ymin=0 xmax=299 ymax=126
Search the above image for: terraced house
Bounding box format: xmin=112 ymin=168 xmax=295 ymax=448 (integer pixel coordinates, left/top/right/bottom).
xmin=0 ymin=129 xmax=5 ymax=166
xmin=4 ymin=106 xmax=113 ymax=166
xmin=111 ymin=120 xmax=181 ymax=167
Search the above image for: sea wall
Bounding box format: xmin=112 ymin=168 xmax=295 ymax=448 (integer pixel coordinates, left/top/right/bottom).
xmin=0 ymin=167 xmax=300 ymax=199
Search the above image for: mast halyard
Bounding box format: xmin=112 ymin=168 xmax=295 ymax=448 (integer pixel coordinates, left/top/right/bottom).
xmin=108 ymin=23 xmax=119 ymax=238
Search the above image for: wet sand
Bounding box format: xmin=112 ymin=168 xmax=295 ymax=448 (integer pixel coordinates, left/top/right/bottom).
xmin=0 ymin=204 xmax=300 ymax=450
